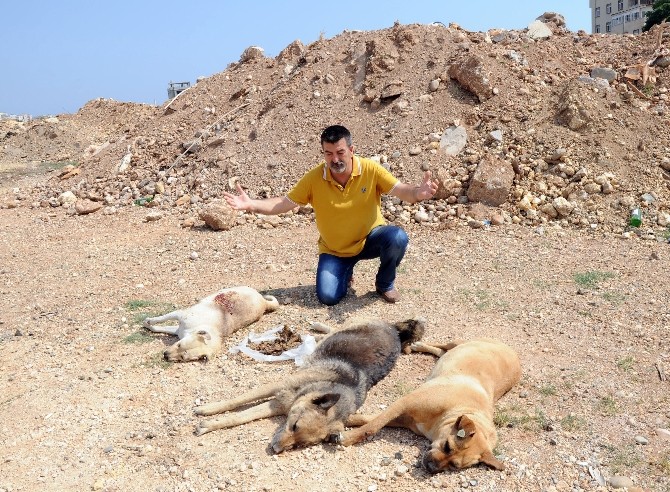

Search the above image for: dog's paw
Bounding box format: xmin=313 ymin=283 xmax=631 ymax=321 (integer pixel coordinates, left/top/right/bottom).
xmin=338 ymin=430 xmax=361 ymax=447
xmin=409 ymin=342 xmax=424 ymax=351
xmin=326 ymin=432 xmax=343 ymax=445
xmin=194 ymin=424 xmax=212 ymax=436
xmin=194 ymin=403 xmax=219 ymax=416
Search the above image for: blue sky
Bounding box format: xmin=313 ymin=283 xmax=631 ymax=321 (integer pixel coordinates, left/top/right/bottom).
xmin=1 ymin=1 xmax=591 ymax=117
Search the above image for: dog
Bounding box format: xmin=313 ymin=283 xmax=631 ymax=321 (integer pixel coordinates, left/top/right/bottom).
xmin=143 ymin=286 xmax=279 ymax=362
xmin=338 ymin=338 xmax=521 ymax=473
xmin=193 ymin=317 xmax=425 ymax=453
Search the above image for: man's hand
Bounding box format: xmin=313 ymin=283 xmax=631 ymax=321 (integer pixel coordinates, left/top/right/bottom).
xmin=223 ymin=183 xmax=253 ymax=211
xmin=416 ymin=170 xmax=438 ymax=201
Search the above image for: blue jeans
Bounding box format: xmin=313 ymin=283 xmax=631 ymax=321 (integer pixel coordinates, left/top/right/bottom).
xmin=316 ymin=225 xmax=409 ymax=306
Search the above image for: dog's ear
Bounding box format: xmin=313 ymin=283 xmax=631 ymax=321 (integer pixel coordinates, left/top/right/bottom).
xmin=196 ymin=330 xmax=212 ymax=343
xmin=455 ymin=415 xmax=477 ymax=439
xmin=312 ymin=393 xmax=341 ymax=411
xmin=479 ymin=450 xmax=505 ymax=470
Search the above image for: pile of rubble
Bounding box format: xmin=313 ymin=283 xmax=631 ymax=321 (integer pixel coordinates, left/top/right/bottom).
xmin=2 ymin=13 xmax=669 ymax=236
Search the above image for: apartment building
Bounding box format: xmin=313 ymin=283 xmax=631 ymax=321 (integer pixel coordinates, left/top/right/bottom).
xmin=590 ymin=0 xmax=654 ymax=34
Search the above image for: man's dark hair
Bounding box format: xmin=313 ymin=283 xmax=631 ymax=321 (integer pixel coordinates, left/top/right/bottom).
xmin=320 ymin=125 xmax=352 ymax=146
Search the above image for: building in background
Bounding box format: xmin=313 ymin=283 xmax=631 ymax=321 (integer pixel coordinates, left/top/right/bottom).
xmin=167 ymin=81 xmax=191 ymax=99
xmin=589 ymin=0 xmax=654 ymax=34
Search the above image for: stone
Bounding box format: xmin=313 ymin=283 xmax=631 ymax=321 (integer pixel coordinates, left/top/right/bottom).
xmin=448 ymin=55 xmax=494 ymax=102
xmin=556 ymin=79 xmax=595 ymax=131
xmin=199 ymin=200 xmax=237 ymax=231
xmin=537 ymin=12 xmax=566 ymax=27
xmin=276 ymin=40 xmax=305 ymax=63
xmin=240 ymin=46 xmax=265 ymax=63
xmin=175 ymin=195 xmax=191 ymax=207
xmin=182 ymin=139 xmax=202 ymax=153
xmin=552 ymin=196 xmax=574 ymax=217
xmin=607 ymin=476 xmax=635 ymax=489
xmin=439 ymin=126 xmax=468 ymax=156
xmin=58 ymin=191 xmax=77 ymax=206
xmin=380 ymin=81 xmax=403 ymax=100
xmin=590 ymin=67 xmax=617 ymax=83
xmin=466 ymin=156 xmax=514 ymax=206
xmin=655 ymin=428 xmax=670 ymax=440
xmin=75 ymin=200 xmax=103 ymax=215
xmin=527 ymin=20 xmax=553 ymax=39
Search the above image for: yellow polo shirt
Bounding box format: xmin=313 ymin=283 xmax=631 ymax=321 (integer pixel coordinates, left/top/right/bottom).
xmin=287 ymin=156 xmax=398 ymax=257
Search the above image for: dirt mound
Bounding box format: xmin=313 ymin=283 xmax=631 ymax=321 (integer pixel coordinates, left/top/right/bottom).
xmin=2 ymin=16 xmax=670 ymax=492
xmin=1 ymin=19 xmax=669 ymax=235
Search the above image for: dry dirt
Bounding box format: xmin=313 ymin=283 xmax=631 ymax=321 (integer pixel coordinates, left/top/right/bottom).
xmin=1 ymin=16 xmax=670 ymax=492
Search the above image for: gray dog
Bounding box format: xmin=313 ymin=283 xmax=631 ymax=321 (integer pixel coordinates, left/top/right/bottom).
xmin=194 ymin=317 xmax=425 ymax=453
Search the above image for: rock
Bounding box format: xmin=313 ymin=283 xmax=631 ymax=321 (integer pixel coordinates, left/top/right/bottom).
xmin=58 ymin=191 xmax=77 ymax=206
xmin=182 ymin=139 xmax=202 ymax=153
xmin=75 ymin=200 xmax=103 ymax=215
xmin=380 ymin=80 xmax=403 ymax=100
xmin=428 ymin=79 xmax=440 ymax=92
xmin=540 ymin=203 xmax=558 ymax=218
xmin=590 ymin=67 xmax=617 ymax=83
xmin=181 ymin=217 xmax=197 ymax=228
xmin=552 ymin=197 xmax=574 ymax=217
xmin=489 ymin=129 xmax=503 ymax=142
xmin=634 ymin=435 xmax=648 ymax=445
xmin=439 ymin=126 xmax=468 ymax=156
xmin=175 ymin=195 xmax=191 ymax=207
xmin=145 ymin=212 xmax=163 ymax=222
xmin=607 ymin=476 xmax=635 ymax=489
xmin=199 ymin=200 xmax=237 ymax=231
xmin=448 ymin=55 xmax=494 ymax=102
xmin=117 ymin=150 xmax=132 ymax=174
xmin=276 ymin=40 xmax=305 ymax=62
xmin=556 ymin=79 xmax=595 ymax=131
xmin=537 ymin=11 xmax=566 ymax=27
xmin=466 ymin=156 xmax=514 ymax=206
xmin=414 ymin=209 xmax=429 ymax=222
xmin=491 ymin=213 xmax=505 ymax=225
xmin=527 ymin=20 xmax=553 ymax=39
xmin=654 ymin=427 xmax=670 ymax=440
xmin=240 ymin=46 xmax=265 ymax=62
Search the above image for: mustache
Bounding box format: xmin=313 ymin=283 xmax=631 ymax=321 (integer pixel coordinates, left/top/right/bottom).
xmin=329 ymin=159 xmax=346 ymax=171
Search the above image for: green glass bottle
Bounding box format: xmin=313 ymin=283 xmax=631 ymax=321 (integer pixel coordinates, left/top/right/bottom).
xmin=629 ymin=208 xmax=642 ymax=227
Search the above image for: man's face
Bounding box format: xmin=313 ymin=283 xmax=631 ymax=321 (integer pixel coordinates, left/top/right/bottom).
xmin=322 ymin=138 xmax=353 ymax=175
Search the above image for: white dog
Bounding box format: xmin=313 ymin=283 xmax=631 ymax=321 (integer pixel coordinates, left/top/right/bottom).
xmin=143 ymin=286 xmax=279 ymax=362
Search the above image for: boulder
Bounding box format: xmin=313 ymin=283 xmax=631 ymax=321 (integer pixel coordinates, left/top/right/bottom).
xmin=466 ymin=157 xmax=514 ymax=206
xmin=448 ymin=55 xmax=494 ymax=102
xmin=199 ymin=200 xmax=237 ymax=231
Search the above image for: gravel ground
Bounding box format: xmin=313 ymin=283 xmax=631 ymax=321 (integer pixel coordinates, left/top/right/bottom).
xmin=1 ymin=205 xmax=669 ymax=492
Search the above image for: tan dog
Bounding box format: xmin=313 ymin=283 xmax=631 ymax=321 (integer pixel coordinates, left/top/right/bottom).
xmin=143 ymin=286 xmax=279 ymax=362
xmin=339 ymin=338 xmax=521 ymax=473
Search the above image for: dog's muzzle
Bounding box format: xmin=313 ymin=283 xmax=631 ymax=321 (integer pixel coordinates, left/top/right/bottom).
xmin=422 ymin=451 xmax=445 ymax=474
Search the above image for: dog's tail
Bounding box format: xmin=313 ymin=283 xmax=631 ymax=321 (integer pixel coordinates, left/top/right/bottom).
xmin=263 ymin=295 xmax=280 ymax=312
xmin=393 ymin=317 xmax=426 ymax=351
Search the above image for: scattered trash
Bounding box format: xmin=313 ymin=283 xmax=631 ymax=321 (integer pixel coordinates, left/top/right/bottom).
xmin=629 ymin=208 xmax=642 ymax=228
xmin=134 ymin=195 xmax=154 ymax=206
xmin=230 ymin=325 xmax=317 ymax=365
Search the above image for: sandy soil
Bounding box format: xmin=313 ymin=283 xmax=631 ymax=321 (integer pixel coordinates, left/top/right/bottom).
xmin=1 ymin=205 xmax=668 ymax=492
